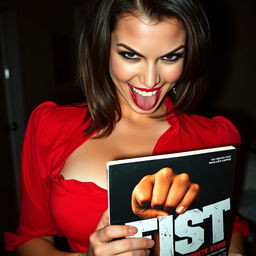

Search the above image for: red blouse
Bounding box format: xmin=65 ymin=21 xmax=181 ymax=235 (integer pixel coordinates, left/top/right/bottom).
xmin=4 ymin=97 xmax=248 ymax=252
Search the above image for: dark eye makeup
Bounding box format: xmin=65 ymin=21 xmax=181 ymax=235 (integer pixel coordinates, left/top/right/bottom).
xmin=162 ymin=52 xmax=185 ymax=62
xmin=117 ymin=50 xmax=185 ymax=63
xmin=117 ymin=51 xmax=140 ymax=60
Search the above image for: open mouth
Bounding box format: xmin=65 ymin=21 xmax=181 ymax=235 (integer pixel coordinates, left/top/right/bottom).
xmin=128 ymin=83 xmax=162 ymax=110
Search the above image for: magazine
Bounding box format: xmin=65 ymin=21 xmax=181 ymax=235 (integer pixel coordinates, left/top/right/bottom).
xmin=107 ymin=146 xmax=237 ymax=256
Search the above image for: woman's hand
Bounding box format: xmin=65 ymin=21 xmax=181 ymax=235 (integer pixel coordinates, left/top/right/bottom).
xmin=228 ymin=232 xmax=245 ymax=256
xmin=131 ymin=167 xmax=200 ymax=219
xmin=87 ymin=210 xmax=155 ymax=256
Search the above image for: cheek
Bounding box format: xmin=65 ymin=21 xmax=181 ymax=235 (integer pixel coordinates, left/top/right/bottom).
xmin=162 ymin=62 xmax=184 ymax=83
xmin=109 ymin=55 xmax=135 ymax=82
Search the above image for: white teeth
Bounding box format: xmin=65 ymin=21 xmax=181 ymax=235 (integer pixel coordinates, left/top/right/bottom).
xmin=132 ymin=87 xmax=158 ymax=96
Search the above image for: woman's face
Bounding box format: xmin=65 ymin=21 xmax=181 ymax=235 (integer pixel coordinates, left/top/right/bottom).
xmin=109 ymin=13 xmax=186 ymax=115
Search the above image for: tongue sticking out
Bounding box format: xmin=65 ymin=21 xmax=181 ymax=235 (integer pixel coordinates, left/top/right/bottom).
xmin=129 ymin=85 xmax=161 ymax=111
xmin=134 ymin=93 xmax=158 ymax=110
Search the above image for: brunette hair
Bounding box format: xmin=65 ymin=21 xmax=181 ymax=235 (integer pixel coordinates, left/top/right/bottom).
xmin=79 ymin=0 xmax=210 ymax=137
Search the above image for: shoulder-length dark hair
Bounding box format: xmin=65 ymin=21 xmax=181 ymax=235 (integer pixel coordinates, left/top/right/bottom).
xmin=79 ymin=0 xmax=210 ymax=137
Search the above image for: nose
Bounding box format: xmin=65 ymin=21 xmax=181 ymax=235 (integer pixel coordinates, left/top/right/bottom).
xmin=140 ymin=63 xmax=160 ymax=88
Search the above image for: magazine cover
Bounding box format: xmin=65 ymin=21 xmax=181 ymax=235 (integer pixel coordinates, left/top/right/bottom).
xmin=107 ymin=146 xmax=237 ymax=256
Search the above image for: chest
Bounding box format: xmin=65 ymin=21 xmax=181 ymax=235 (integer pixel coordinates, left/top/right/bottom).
xmin=60 ymin=119 xmax=170 ymax=189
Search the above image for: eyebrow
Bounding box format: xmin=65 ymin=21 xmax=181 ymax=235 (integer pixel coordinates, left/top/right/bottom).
xmin=116 ymin=43 xmax=185 ymax=58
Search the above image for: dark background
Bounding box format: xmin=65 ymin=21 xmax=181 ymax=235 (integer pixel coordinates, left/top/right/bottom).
xmin=0 ymin=0 xmax=256 ymax=255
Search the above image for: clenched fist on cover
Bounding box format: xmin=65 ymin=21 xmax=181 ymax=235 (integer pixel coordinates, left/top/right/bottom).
xmin=131 ymin=167 xmax=200 ymax=219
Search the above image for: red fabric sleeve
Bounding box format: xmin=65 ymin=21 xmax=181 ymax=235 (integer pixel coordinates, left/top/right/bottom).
xmin=232 ymin=216 xmax=250 ymax=237
xmin=4 ymin=102 xmax=63 ymax=251
xmin=213 ymin=116 xmax=241 ymax=147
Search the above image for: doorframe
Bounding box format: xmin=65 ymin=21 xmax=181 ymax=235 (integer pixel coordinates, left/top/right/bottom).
xmin=0 ymin=11 xmax=25 ymax=204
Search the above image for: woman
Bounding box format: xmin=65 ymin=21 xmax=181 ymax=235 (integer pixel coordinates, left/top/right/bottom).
xmin=5 ymin=0 xmax=247 ymax=255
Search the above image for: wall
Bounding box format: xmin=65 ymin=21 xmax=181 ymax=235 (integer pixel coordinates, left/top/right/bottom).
xmin=16 ymin=1 xmax=84 ymax=118
xmin=202 ymin=0 xmax=256 ymax=151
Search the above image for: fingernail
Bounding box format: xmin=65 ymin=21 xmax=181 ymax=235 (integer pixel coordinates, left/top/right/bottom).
xmin=176 ymin=205 xmax=185 ymax=214
xmin=128 ymin=226 xmax=137 ymax=234
xmin=146 ymin=249 xmax=151 ymax=255
xmin=147 ymin=239 xmax=155 ymax=248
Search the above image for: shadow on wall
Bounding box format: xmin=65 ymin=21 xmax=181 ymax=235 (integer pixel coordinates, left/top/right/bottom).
xmin=200 ymin=0 xmax=235 ymax=102
xmin=228 ymin=111 xmax=256 ymax=256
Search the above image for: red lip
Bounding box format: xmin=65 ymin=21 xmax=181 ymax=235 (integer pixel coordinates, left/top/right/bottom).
xmin=128 ymin=83 xmax=162 ymax=92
